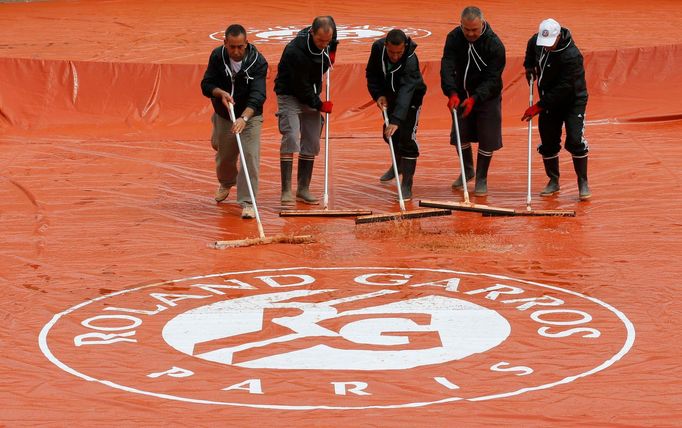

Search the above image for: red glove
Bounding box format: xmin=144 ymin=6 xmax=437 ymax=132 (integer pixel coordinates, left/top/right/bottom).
xmin=328 ymin=50 xmax=336 ymax=65
xmin=460 ymin=97 xmax=475 ymax=118
xmin=447 ymin=94 xmax=460 ymax=110
xmin=320 ymin=101 xmax=333 ymax=114
xmin=522 ymin=103 xmax=543 ymax=121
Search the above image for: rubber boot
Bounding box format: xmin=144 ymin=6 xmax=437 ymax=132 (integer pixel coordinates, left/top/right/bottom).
xmin=400 ymin=157 xmax=417 ymax=202
xmin=380 ymin=154 xmax=401 ymax=182
xmin=452 ymin=145 xmax=475 ymax=189
xmin=572 ymin=155 xmax=591 ymax=200
xmin=296 ymin=155 xmax=319 ymax=204
xmin=474 ymin=151 xmax=492 ymax=196
xmin=280 ymin=155 xmax=295 ymax=205
xmin=540 ymin=156 xmax=561 ymax=196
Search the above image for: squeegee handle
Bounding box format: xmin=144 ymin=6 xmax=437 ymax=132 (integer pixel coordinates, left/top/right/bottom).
xmin=451 ymin=109 xmax=471 ymax=204
xmin=526 ymin=77 xmax=534 ymax=210
xmin=228 ymin=103 xmax=265 ymax=239
xmin=382 ymin=108 xmax=406 ymax=212
xmin=323 ymin=69 xmax=330 ymax=209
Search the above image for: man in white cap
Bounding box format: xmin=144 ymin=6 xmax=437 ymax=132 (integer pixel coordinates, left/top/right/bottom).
xmin=522 ymin=18 xmax=591 ymax=200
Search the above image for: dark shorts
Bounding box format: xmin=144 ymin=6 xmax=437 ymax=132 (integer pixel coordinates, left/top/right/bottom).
xmin=450 ymin=95 xmax=503 ymax=152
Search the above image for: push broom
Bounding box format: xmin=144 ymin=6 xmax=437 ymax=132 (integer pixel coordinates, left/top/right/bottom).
xmin=212 ymin=103 xmax=314 ymax=249
xmin=355 ymin=108 xmax=451 ymax=224
xmin=419 ymin=107 xmax=515 ymax=216
xmin=280 ymin=64 xmax=372 ymax=218
xmin=483 ymin=77 xmax=575 ymax=217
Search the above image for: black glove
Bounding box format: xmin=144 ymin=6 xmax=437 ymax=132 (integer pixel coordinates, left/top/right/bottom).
xmin=525 ymin=67 xmax=538 ymax=84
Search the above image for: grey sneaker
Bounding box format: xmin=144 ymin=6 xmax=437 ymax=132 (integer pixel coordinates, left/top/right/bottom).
xmin=214 ymin=185 xmax=230 ymax=202
xmin=241 ymin=205 xmax=255 ymax=219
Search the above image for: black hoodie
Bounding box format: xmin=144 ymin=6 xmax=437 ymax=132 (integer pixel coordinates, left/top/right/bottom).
xmin=274 ymin=26 xmax=338 ymax=110
xmin=440 ymin=22 xmax=506 ymax=103
xmin=201 ymin=43 xmax=268 ymax=120
xmin=365 ymin=37 xmax=427 ymax=126
xmin=524 ymin=27 xmax=588 ymax=109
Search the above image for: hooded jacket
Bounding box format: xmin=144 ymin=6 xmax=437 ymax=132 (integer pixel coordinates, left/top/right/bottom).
xmin=440 ymin=22 xmax=505 ymax=103
xmin=524 ymin=28 xmax=588 ymax=109
xmin=201 ymin=43 xmax=268 ymax=120
xmin=274 ymin=26 xmax=338 ymax=110
xmin=366 ymin=37 xmax=427 ymax=126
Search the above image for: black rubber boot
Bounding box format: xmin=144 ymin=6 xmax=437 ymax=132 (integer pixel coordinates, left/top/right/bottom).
xmin=296 ymin=155 xmax=319 ymax=204
xmin=452 ymin=146 xmax=475 ymax=189
xmin=380 ymin=154 xmax=401 ymax=182
xmin=399 ymin=157 xmax=417 ymax=201
xmin=572 ymin=155 xmax=591 ymax=200
xmin=474 ymin=152 xmax=492 ymax=196
xmin=540 ymin=156 xmax=561 ymax=196
xmin=280 ymin=155 xmax=295 ymax=206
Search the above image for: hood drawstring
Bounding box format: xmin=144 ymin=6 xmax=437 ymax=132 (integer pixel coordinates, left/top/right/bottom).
xmin=306 ymin=31 xmax=333 ymax=94
xmin=381 ymin=44 xmax=406 ymax=93
xmin=242 ymin=48 xmax=258 ymax=82
xmin=538 ymin=36 xmax=572 ymax=87
xmin=221 ymin=46 xmax=235 ymax=98
xmin=462 ymin=22 xmax=489 ymax=97
xmin=538 ymin=49 xmax=549 ymax=87
xmin=221 ymin=45 xmax=259 ymax=97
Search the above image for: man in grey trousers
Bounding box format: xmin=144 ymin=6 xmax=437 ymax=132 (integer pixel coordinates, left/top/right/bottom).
xmin=201 ymin=24 xmax=268 ymax=218
xmin=274 ymin=16 xmax=337 ymax=205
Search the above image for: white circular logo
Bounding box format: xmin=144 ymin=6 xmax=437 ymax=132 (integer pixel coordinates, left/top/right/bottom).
xmin=40 ymin=267 xmax=635 ymax=410
xmin=209 ymin=25 xmax=431 ymax=44
xmin=165 ymin=292 xmax=509 ymax=371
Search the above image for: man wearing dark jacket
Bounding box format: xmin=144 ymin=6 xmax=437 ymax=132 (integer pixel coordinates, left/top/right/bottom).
xmin=522 ymin=18 xmax=591 ymax=200
xmin=275 ymin=16 xmax=337 ymax=205
xmin=441 ymin=6 xmax=505 ymax=196
xmin=200 ymin=24 xmax=268 ymax=218
xmin=366 ymin=29 xmax=427 ymax=201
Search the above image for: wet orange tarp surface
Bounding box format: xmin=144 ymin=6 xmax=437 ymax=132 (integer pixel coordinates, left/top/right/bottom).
xmin=1 ymin=0 xmax=681 ymax=426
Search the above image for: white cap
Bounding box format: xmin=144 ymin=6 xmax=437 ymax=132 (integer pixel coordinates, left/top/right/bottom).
xmin=536 ymin=18 xmax=561 ymax=47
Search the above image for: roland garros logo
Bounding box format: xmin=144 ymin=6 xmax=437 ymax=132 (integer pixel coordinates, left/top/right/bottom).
xmin=39 ymin=267 xmax=634 ymax=410
xmin=209 ymin=25 xmax=431 ymax=44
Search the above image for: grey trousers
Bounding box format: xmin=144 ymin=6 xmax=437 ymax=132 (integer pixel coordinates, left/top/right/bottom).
xmin=211 ymin=113 xmax=262 ymax=206
xmin=276 ymin=95 xmax=323 ymax=156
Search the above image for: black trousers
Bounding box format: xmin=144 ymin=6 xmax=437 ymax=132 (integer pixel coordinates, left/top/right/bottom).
xmin=537 ymin=103 xmax=589 ymax=157
xmin=383 ymin=104 xmax=421 ymax=158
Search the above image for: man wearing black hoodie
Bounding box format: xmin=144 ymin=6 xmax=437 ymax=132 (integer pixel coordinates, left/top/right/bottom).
xmin=274 ymin=16 xmax=337 ymax=205
xmin=522 ymin=18 xmax=591 ymax=200
xmin=201 ymin=24 xmax=268 ymax=219
xmin=441 ymin=6 xmax=506 ymax=197
xmin=366 ymin=29 xmax=427 ymax=201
